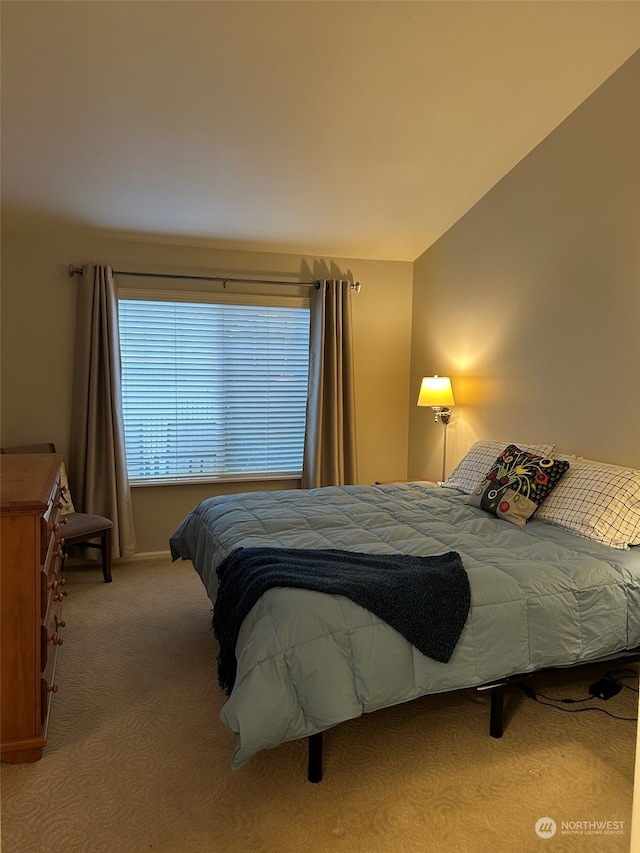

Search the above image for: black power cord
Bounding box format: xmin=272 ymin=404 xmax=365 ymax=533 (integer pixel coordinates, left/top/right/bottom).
xmin=517 ymin=679 xmax=638 ymax=723
xmin=604 ymin=668 xmax=640 ymax=694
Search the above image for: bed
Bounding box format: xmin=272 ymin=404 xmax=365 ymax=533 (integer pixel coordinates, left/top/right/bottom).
xmin=169 ymin=441 xmax=640 ymax=781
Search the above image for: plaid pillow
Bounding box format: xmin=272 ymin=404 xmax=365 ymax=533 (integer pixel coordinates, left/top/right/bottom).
xmin=536 ymin=458 xmax=640 ymax=549
xmin=467 ymin=445 xmax=570 ymax=527
xmin=441 ymin=440 xmax=555 ymax=494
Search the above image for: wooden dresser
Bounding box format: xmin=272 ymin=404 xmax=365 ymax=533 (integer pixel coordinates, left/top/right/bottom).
xmin=1 ymin=453 xmax=67 ymax=763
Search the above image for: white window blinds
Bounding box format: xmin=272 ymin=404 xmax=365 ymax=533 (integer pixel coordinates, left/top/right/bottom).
xmin=118 ymin=293 xmax=310 ymax=483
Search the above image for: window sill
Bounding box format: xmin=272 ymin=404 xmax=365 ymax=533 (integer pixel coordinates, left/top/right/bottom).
xmin=129 ymin=474 xmax=302 ymax=488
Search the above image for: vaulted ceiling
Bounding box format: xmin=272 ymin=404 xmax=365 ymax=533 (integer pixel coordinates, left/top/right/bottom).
xmin=2 ymin=1 xmax=639 ymax=261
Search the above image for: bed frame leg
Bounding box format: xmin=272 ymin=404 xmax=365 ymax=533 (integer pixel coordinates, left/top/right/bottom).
xmin=489 ymin=684 xmax=505 ymax=738
xmin=307 ymin=732 xmax=323 ymax=783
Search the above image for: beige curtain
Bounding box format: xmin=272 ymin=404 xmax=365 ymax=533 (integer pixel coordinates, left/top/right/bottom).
xmin=301 ymin=279 xmax=357 ymax=488
xmin=69 ymin=264 xmax=137 ymax=558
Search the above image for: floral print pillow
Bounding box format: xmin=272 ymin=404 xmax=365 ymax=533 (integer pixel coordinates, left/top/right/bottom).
xmin=467 ymin=445 xmax=570 ymax=527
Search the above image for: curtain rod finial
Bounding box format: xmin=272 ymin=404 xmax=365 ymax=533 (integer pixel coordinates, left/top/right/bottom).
xmin=68 ymin=264 xmax=83 ymax=278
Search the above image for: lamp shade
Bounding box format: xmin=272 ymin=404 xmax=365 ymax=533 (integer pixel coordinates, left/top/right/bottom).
xmin=417 ymin=375 xmax=455 ymax=408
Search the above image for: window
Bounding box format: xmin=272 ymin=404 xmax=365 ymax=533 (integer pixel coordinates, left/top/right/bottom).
xmin=118 ymin=291 xmax=310 ymax=484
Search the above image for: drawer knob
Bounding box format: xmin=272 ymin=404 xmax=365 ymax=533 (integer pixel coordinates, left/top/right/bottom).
xmin=55 ymin=616 xmax=66 ymax=629
xmin=48 ymin=579 xmax=59 ymax=590
xmin=48 ymin=633 xmax=64 ymax=646
xmin=48 ymin=683 xmax=59 ymax=694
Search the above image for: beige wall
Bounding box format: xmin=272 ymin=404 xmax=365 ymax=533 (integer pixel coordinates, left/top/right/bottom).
xmin=409 ymin=51 xmax=640 ymax=481
xmin=3 ymin=51 xmax=638 ymax=551
xmin=1 ymin=229 xmax=413 ymax=551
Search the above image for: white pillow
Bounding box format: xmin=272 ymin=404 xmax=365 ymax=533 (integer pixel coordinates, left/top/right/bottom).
xmin=536 ymin=458 xmax=640 ymax=550
xmin=441 ymin=440 xmax=556 ymax=494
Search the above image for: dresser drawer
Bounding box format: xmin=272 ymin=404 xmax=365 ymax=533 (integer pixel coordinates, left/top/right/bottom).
xmin=40 ymin=502 xmax=67 ymax=733
xmin=40 ymin=557 xmax=67 ymax=622
xmin=40 ymin=489 xmax=67 ymax=624
xmin=40 ymin=556 xmax=67 ymax=627
xmin=41 ymin=592 xmax=65 ymax=677
xmin=40 ymin=677 xmax=58 ymax=733
xmin=40 ymin=636 xmax=61 ymax=729
xmin=40 ymin=484 xmax=64 ymax=566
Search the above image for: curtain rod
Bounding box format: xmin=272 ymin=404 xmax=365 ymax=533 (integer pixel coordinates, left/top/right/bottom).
xmin=68 ymin=265 xmax=361 ymax=292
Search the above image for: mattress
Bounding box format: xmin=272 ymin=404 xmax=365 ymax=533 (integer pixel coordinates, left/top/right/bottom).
xmin=170 ymin=482 xmax=640 ymax=769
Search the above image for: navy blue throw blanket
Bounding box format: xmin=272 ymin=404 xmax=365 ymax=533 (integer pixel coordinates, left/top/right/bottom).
xmin=212 ymin=546 xmax=470 ymax=695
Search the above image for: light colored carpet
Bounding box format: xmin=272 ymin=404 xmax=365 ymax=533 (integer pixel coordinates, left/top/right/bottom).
xmin=1 ymin=555 xmax=637 ymax=853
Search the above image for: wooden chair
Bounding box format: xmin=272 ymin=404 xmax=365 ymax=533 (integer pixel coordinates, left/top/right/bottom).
xmin=0 ymin=443 xmax=113 ymax=582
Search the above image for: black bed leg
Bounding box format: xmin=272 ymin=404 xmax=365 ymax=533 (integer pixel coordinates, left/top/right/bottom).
xmin=307 ymin=732 xmax=323 ymax=783
xmin=489 ymin=684 xmax=505 ymax=738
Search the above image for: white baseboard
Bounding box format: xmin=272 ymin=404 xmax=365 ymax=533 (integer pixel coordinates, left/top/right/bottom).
xmin=65 ymin=549 xmax=172 ymax=567
xmin=120 ymin=550 xmax=173 ymax=561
